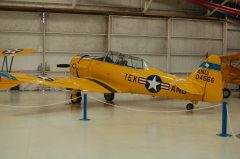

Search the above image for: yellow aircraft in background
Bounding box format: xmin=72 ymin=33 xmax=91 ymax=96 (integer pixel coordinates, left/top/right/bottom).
xmin=220 ymin=53 xmax=240 ymax=98
xmin=0 ymin=51 xmax=223 ymax=110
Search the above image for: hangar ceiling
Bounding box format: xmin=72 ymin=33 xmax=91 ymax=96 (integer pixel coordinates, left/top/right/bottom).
xmin=0 ymin=0 xmax=207 ymax=18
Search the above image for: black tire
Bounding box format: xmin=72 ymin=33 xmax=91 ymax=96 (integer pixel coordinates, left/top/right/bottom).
xmin=223 ymin=88 xmax=231 ymax=98
xmin=71 ymin=91 xmax=82 ymax=104
xmin=104 ymin=93 xmax=115 ymax=102
xmin=186 ymin=103 xmax=194 ymax=110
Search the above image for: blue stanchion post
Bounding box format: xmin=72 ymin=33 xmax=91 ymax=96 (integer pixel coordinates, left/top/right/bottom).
xmin=80 ymin=93 xmax=90 ymax=121
xmin=217 ymin=102 xmax=231 ymax=137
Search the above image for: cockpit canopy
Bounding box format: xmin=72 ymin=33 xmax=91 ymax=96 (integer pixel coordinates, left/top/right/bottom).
xmin=101 ymin=51 xmax=151 ymax=69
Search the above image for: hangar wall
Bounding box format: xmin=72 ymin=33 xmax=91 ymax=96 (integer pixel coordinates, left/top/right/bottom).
xmin=0 ymin=11 xmax=240 ymax=75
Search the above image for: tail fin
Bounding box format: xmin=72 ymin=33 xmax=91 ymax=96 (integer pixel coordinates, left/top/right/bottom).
xmin=187 ymin=55 xmax=223 ymax=102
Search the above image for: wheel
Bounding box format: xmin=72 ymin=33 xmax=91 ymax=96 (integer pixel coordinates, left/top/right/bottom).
xmin=223 ymin=88 xmax=231 ymax=98
xmin=186 ymin=103 xmax=194 ymax=110
xmin=71 ymin=91 xmax=82 ymax=104
xmin=104 ymin=93 xmax=115 ymax=102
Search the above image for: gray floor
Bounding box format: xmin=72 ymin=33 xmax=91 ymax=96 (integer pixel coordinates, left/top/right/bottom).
xmin=0 ymin=91 xmax=239 ymax=159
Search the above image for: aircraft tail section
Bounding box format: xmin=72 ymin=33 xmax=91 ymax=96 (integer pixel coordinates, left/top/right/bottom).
xmin=187 ymin=55 xmax=223 ymax=102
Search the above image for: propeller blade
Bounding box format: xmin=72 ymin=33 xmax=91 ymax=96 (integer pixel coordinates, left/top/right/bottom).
xmin=57 ymin=64 xmax=70 ymax=68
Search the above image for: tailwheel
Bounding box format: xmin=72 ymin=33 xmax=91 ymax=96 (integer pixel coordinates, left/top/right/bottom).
xmin=104 ymin=93 xmax=115 ymax=102
xmin=223 ymin=88 xmax=231 ymax=98
xmin=71 ymin=90 xmax=82 ymax=104
xmin=186 ymin=103 xmax=194 ymax=110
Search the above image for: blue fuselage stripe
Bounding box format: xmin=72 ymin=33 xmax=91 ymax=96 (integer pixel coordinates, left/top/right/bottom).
xmin=199 ymin=62 xmax=221 ymax=71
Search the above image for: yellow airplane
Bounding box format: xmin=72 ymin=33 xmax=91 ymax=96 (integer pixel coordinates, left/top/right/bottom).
xmin=0 ymin=51 xmax=223 ymax=110
xmin=220 ymin=53 xmax=240 ymax=98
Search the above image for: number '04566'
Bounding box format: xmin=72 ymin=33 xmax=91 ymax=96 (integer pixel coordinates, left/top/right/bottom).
xmin=195 ymin=74 xmax=214 ymax=83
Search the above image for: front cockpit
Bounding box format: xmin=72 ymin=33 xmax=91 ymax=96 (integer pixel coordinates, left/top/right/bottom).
xmin=96 ymin=51 xmax=151 ymax=70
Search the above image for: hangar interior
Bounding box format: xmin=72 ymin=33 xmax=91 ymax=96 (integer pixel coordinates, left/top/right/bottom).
xmin=0 ymin=1 xmax=239 ymax=159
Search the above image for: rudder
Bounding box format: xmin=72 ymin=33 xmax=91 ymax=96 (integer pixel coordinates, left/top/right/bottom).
xmin=187 ymin=55 xmax=223 ymax=102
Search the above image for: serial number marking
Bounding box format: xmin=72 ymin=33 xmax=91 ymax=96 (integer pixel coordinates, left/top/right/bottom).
xmin=195 ymin=74 xmax=215 ymax=83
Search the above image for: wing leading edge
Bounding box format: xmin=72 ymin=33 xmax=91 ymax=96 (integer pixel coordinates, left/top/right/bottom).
xmin=1 ymin=72 xmax=118 ymax=93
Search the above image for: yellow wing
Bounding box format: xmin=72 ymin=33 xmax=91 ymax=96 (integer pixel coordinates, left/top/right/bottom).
xmin=1 ymin=72 xmax=118 ymax=93
xmin=171 ymin=79 xmax=204 ymax=95
xmin=220 ymin=53 xmax=240 ymax=61
xmin=0 ymin=78 xmax=23 ymax=89
xmin=0 ymin=49 xmax=35 ymax=56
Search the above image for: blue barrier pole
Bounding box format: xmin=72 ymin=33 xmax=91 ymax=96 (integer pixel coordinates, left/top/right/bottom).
xmin=80 ymin=93 xmax=90 ymax=121
xmin=217 ymin=102 xmax=231 ymax=137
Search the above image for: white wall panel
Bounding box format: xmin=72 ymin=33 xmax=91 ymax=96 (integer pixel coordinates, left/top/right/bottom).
xmin=170 ymin=56 xmax=204 ymax=73
xmin=112 ymin=16 xmax=167 ymax=36
xmin=111 ymin=37 xmax=166 ymax=54
xmin=0 ymin=11 xmax=40 ymax=32
xmin=46 ymin=34 xmax=106 ymax=52
xmin=0 ymin=33 xmax=42 ymax=50
xmin=48 ymin=13 xmax=106 ymax=34
xmin=172 ymin=19 xmax=223 ymax=39
xmin=171 ymin=39 xmax=222 ymax=55
xmin=227 ymin=31 xmax=240 ymax=49
xmin=227 ymin=22 xmax=240 ymax=53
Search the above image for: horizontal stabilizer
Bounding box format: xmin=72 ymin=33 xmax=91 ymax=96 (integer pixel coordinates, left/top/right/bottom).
xmin=172 ymin=79 xmax=204 ymax=95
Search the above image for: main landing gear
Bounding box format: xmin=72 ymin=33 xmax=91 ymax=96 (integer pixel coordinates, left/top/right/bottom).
xmin=223 ymin=88 xmax=231 ymax=98
xmin=104 ymin=93 xmax=115 ymax=102
xmin=70 ymin=90 xmax=82 ymax=104
xmin=186 ymin=103 xmax=194 ymax=110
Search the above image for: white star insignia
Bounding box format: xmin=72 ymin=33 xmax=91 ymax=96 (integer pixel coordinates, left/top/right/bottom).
xmin=147 ymin=76 xmax=161 ymax=91
xmin=205 ymin=63 xmax=210 ymax=68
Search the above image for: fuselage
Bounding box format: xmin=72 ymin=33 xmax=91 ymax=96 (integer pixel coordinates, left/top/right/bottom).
xmin=69 ymin=54 xmax=202 ymax=102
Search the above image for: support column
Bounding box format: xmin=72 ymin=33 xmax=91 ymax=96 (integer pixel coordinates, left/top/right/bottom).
xmin=107 ymin=15 xmax=112 ymax=52
xmin=222 ymin=17 xmax=228 ymax=55
xmin=166 ymin=18 xmax=172 ymax=73
xmin=41 ymin=12 xmax=47 ymax=75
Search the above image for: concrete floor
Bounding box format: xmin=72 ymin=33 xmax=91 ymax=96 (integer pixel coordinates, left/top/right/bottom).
xmin=0 ymin=91 xmax=239 ymax=159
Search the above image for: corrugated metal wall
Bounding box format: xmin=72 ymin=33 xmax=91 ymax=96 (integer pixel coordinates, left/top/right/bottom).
xmin=0 ymin=11 xmax=239 ymax=74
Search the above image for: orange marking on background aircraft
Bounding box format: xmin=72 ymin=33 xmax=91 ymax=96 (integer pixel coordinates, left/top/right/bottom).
xmin=220 ymin=53 xmax=240 ymax=98
xmin=0 ymin=51 xmax=223 ymax=110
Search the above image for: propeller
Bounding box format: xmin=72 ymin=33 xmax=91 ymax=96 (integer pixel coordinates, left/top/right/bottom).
xmin=56 ymin=64 xmax=70 ymax=68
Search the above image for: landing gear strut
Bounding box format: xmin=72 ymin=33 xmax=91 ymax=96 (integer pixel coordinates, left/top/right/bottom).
xmin=186 ymin=103 xmax=194 ymax=110
xmin=71 ymin=90 xmax=82 ymax=104
xmin=223 ymin=88 xmax=231 ymax=98
xmin=104 ymin=93 xmax=115 ymax=102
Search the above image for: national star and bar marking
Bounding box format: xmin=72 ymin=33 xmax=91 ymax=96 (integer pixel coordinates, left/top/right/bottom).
xmin=138 ymin=75 xmax=170 ymax=91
